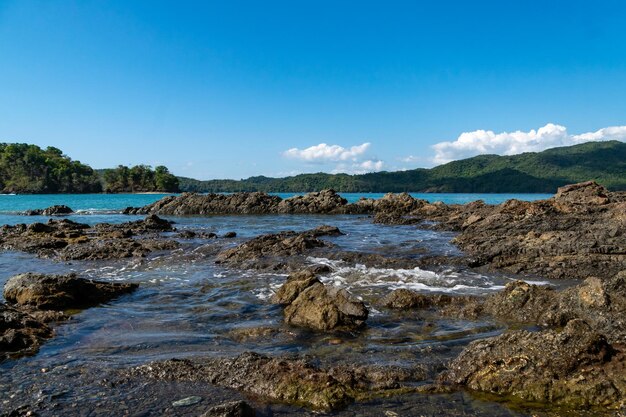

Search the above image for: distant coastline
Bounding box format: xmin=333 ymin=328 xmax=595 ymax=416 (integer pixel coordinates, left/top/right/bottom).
xmin=2 ymin=140 xmax=626 ymax=195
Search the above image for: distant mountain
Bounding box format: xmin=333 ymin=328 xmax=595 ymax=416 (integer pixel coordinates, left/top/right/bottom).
xmin=178 ymin=141 xmax=626 ymax=193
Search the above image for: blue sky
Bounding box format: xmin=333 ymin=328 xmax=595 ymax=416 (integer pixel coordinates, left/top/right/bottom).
xmin=1 ymin=1 xmax=625 ymax=179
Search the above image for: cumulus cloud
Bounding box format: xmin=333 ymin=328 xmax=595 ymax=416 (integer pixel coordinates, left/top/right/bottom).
xmin=283 ymin=142 xmax=371 ymax=162
xmin=282 ymin=142 xmax=385 ymax=174
xmin=431 ymin=124 xmax=626 ymax=165
xmin=331 ymin=159 xmax=385 ymax=175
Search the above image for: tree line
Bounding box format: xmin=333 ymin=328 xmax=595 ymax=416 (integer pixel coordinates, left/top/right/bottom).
xmin=0 ymin=143 xmax=179 ymax=194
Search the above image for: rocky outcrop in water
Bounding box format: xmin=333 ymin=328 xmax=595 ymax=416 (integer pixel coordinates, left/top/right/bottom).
xmin=1 ymin=273 xmax=138 ymax=361
xmin=439 ymin=319 xmax=626 ymax=409
xmin=365 ymin=181 xmax=626 ymax=281
xmin=0 ymin=303 xmax=53 ymax=361
xmin=23 ymin=205 xmax=74 ymax=216
xmin=215 ymin=226 xmax=342 ymax=271
xmin=123 ymin=192 xmax=283 ymax=215
xmin=0 ymin=216 xmax=179 ymax=261
xmin=273 ymin=270 xmax=368 ymax=331
xmin=126 ymin=352 xmax=423 ymax=411
xmin=4 ymin=273 xmax=138 ymax=311
xmin=451 ymin=182 xmax=626 ymax=280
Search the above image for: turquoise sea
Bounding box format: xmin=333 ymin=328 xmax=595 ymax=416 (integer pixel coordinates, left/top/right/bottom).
xmin=0 ymin=192 xmax=553 ymax=214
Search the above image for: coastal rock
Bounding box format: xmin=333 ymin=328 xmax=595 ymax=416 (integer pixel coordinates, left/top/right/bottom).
xmin=3 ymin=273 xmax=138 ymax=310
xmin=127 ymin=352 xmax=422 ymax=411
xmin=439 ymin=319 xmax=626 ymax=408
xmin=273 ymin=270 xmax=368 ymax=331
xmin=0 ymin=216 xmax=179 ymax=260
xmin=23 ymin=205 xmax=74 ymax=216
xmin=215 ymin=226 xmax=340 ymax=270
xmin=58 ymin=238 xmax=179 ymax=261
xmin=0 ymin=303 xmax=53 ymax=361
xmin=276 ymin=189 xmax=348 ymax=213
xmin=175 ymin=230 xmax=218 ymax=239
xmin=452 ymin=182 xmax=626 ymax=280
xmin=94 ymin=214 xmax=174 ymax=235
xmin=125 ymin=192 xmax=282 ymax=215
xmin=381 ymin=289 xmax=454 ymax=310
xmin=553 ymin=181 xmax=611 ymax=207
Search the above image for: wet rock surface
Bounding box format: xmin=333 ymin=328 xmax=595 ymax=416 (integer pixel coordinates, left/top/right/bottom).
xmin=23 ymin=205 xmax=74 ymax=216
xmin=452 ymin=182 xmax=626 ymax=280
xmin=126 ymin=352 xmax=424 ymax=411
xmin=4 ymin=273 xmax=138 ymax=311
xmin=201 ymin=400 xmax=256 ymax=417
xmin=273 ymin=270 xmax=368 ymax=331
xmin=0 ymin=215 xmax=180 ymax=260
xmin=0 ymin=302 xmax=53 ymax=361
xmin=215 ymin=226 xmax=341 ymax=270
xmin=439 ymin=319 xmax=626 ymax=409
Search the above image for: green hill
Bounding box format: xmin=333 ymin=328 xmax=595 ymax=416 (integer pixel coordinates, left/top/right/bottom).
xmin=0 ymin=143 xmax=102 ymax=193
xmin=3 ymin=140 xmax=625 ymax=194
xmin=178 ymin=141 xmax=626 ymax=193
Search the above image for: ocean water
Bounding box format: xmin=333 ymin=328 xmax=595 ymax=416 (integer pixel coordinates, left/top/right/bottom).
xmin=0 ymin=192 xmax=583 ymax=417
xmin=0 ymin=192 xmax=552 ymax=214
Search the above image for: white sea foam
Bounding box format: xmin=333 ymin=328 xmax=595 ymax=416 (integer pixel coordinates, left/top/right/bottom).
xmin=307 ymin=256 xmax=510 ymax=295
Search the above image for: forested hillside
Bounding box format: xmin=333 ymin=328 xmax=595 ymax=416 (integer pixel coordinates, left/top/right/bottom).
xmin=178 ymin=141 xmax=626 ymax=193
xmin=0 ymin=144 xmax=102 ymax=193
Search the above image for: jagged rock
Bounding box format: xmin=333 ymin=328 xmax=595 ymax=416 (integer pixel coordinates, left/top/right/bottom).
xmin=0 ymin=216 xmax=179 ymax=260
xmin=57 ymin=238 xmax=179 ymax=261
xmin=0 ymin=303 xmax=53 ymax=361
xmin=439 ymin=320 xmax=626 ymax=408
xmin=126 ymin=352 xmax=422 ymax=411
xmin=452 ymin=181 xmax=626 ymax=280
xmin=272 ymin=270 xmax=320 ymax=305
xmin=23 ymin=205 xmax=74 ymax=216
xmin=3 ymin=273 xmax=138 ymax=310
xmin=124 ymin=192 xmax=282 ymax=215
xmin=94 ymin=214 xmax=174 ymax=234
xmin=553 ymin=181 xmax=611 ymax=206
xmin=381 ymin=289 xmax=454 ymax=309
xmin=273 ymin=270 xmax=368 ymax=331
xmin=215 ymin=226 xmax=340 ymax=270
xmin=276 ymin=189 xmax=348 ymax=214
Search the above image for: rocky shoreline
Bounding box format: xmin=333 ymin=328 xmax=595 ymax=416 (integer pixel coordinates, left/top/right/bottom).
xmin=2 ymin=181 xmax=626 ymax=415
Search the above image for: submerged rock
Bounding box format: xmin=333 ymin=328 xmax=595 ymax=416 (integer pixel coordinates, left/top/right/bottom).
xmin=3 ymin=273 xmax=138 ymax=310
xmin=0 ymin=303 xmax=53 ymax=361
xmin=200 ymin=400 xmax=256 ymax=417
xmin=127 ymin=352 xmax=422 ymax=411
xmin=215 ymin=226 xmax=340 ymax=270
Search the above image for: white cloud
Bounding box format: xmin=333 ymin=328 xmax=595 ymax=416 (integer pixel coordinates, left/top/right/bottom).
xmin=283 ymin=142 xmax=370 ymax=162
xmin=282 ymin=142 xmax=385 ymax=174
xmin=430 ymin=124 xmax=626 ymax=165
xmin=331 ymin=159 xmax=385 ymax=175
